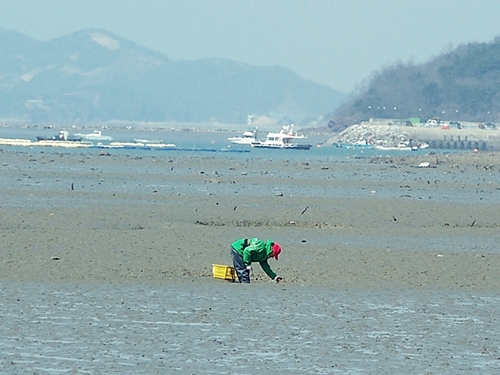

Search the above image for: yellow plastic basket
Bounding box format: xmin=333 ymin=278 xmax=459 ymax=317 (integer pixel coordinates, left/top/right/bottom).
xmin=212 ymin=264 xmax=236 ymax=282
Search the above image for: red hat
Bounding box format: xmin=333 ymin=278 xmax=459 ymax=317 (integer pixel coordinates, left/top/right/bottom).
xmin=272 ymin=243 xmax=281 ymax=260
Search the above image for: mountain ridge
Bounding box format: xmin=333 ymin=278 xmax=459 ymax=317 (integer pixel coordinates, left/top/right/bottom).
xmin=329 ymin=36 xmax=500 ymax=131
xmin=0 ymin=27 xmax=344 ymax=125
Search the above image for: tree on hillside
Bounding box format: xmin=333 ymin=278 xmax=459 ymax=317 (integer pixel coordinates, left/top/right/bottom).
xmin=330 ymin=37 xmax=500 ymax=130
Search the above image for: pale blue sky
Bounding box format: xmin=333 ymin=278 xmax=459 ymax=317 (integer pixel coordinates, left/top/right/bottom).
xmin=1 ymin=0 xmax=500 ymax=93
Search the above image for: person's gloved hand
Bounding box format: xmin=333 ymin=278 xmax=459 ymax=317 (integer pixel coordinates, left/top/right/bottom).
xmin=274 ymin=276 xmax=282 ymax=283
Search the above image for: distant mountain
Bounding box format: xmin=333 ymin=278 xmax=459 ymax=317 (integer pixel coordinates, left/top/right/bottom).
xmin=329 ymin=37 xmax=500 ymax=131
xmin=0 ymin=28 xmax=344 ymax=125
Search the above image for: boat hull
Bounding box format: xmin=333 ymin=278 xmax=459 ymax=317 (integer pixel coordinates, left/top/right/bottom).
xmin=227 ymin=138 xmax=255 ymax=145
xmin=252 ymin=143 xmax=312 ymax=150
xmin=74 ymin=130 xmax=113 ymax=141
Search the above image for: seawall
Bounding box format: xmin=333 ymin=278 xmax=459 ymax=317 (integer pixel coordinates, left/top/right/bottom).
xmin=328 ymin=124 xmax=500 ymax=150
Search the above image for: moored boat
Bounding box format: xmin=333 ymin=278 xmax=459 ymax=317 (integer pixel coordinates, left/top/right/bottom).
xmin=277 ymin=124 xmax=306 ymax=139
xmin=73 ymin=130 xmax=113 ymax=141
xmin=334 ymin=140 xmax=371 ymax=149
xmin=36 ymin=130 xmax=83 ymax=142
xmin=251 ymin=125 xmax=312 ymax=150
xmin=371 ymin=143 xmax=413 ymax=151
xmin=227 ymin=128 xmax=258 ymax=145
xmin=371 ymin=140 xmax=429 ymax=151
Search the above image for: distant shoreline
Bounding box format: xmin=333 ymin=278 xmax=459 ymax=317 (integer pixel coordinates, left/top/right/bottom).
xmin=0 ymin=120 xmax=245 ymax=132
xmin=0 ymin=120 xmax=334 ymax=136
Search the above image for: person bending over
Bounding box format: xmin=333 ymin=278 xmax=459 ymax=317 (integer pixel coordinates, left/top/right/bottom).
xmin=230 ymin=238 xmax=282 ymax=283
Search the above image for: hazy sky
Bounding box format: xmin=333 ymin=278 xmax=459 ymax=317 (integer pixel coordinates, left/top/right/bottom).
xmin=2 ymin=0 xmax=500 ymax=93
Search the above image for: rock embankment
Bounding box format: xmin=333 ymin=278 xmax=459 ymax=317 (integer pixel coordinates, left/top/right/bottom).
xmin=325 ymin=124 xmax=410 ymax=146
xmin=369 ymin=149 xmax=500 ymax=168
xmin=326 ymin=123 xmax=500 ymax=150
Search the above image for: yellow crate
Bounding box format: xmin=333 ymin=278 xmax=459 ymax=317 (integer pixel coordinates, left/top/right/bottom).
xmin=212 ymin=264 xmax=236 ymax=282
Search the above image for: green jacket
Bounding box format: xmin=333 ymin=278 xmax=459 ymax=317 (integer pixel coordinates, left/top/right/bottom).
xmin=231 ymin=238 xmax=277 ymax=279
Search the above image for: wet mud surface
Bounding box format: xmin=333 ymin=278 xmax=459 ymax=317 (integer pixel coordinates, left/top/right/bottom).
xmin=1 ymin=149 xmax=500 ymax=373
xmin=1 ymin=149 xmax=500 ymax=288
xmin=1 ymin=282 xmax=499 ymax=374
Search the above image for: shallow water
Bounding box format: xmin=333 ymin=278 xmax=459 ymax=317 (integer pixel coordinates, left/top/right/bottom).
xmin=1 ymin=282 xmax=499 ymax=374
xmin=0 ymin=126 xmax=436 ymax=162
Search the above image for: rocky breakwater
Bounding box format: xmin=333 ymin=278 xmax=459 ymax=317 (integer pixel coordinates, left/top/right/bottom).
xmin=325 ymin=124 xmax=414 ymax=148
xmin=327 ymin=123 xmax=500 ymax=150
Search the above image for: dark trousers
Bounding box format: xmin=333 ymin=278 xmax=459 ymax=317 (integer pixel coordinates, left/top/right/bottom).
xmin=231 ymin=246 xmax=250 ymax=283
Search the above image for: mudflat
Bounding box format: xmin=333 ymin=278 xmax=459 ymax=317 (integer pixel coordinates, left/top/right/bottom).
xmin=1 ymin=148 xmax=500 ymax=289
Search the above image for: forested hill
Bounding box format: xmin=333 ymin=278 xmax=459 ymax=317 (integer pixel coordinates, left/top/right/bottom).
xmin=329 ymin=37 xmax=500 ymax=131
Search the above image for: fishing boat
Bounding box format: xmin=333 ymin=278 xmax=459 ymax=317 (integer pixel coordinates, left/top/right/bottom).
xmin=36 ymin=130 xmax=83 ymax=142
xmin=73 ymin=130 xmax=113 ymax=141
xmin=371 ymin=143 xmax=413 ymax=151
xmin=251 ymin=125 xmax=312 ymax=150
xmin=333 ymin=140 xmax=371 ymax=149
xmin=227 ymin=129 xmax=258 ymax=145
xmin=371 ymin=140 xmax=429 ymax=151
xmin=277 ymin=124 xmax=306 ymax=139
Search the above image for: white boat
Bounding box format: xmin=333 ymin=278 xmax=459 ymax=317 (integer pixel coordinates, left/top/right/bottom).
xmin=36 ymin=130 xmax=83 ymax=142
xmin=227 ymin=129 xmax=258 ymax=145
xmin=372 ymin=141 xmax=428 ymax=151
xmin=251 ymin=125 xmax=312 ymax=150
xmin=73 ymin=130 xmax=113 ymax=141
xmin=277 ymin=124 xmax=306 ymax=139
xmin=371 ymin=143 xmax=413 ymax=151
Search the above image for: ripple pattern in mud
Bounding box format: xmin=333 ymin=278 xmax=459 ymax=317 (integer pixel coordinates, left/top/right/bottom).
xmin=1 ymin=282 xmax=499 ymax=374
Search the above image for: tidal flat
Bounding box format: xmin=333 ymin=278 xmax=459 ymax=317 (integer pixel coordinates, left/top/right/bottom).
xmin=1 ymin=148 xmax=499 ymax=373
